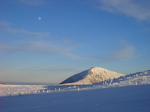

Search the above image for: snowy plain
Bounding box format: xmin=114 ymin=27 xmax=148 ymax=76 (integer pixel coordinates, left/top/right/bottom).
xmin=0 ymin=70 xmax=150 ymax=112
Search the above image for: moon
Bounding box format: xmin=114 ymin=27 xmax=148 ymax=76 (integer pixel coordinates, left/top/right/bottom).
xmin=38 ymin=17 xmax=42 ymax=20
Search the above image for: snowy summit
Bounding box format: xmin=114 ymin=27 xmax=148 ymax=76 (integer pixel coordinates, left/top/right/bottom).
xmin=60 ymin=67 xmax=125 ymax=85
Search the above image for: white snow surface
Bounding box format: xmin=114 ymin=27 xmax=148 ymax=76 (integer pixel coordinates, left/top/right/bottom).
xmin=0 ymin=70 xmax=150 ymax=112
xmin=0 ymin=85 xmax=47 ymax=96
xmin=60 ymin=67 xmax=125 ymax=85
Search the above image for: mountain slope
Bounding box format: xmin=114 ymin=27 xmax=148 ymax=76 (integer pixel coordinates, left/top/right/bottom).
xmin=60 ymin=67 xmax=125 ymax=85
xmin=109 ymin=70 xmax=150 ymax=86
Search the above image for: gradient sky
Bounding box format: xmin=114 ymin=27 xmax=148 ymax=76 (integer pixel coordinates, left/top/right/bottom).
xmin=0 ymin=0 xmax=150 ymax=83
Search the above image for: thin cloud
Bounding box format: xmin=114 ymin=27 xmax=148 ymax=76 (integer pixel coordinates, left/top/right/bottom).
xmin=112 ymin=45 xmax=135 ymax=60
xmin=0 ymin=20 xmax=85 ymax=60
xmin=95 ymin=0 xmax=150 ymax=21
xmin=0 ymin=41 xmax=68 ymax=54
xmin=0 ymin=28 xmax=51 ymax=38
xmin=0 ymin=21 xmax=11 ymax=28
xmin=0 ymin=41 xmax=85 ymax=60
xmin=97 ymin=44 xmax=135 ymax=61
xmin=0 ymin=20 xmax=51 ymax=38
xmin=18 ymin=66 xmax=76 ymax=71
xmin=65 ymin=53 xmax=87 ymax=60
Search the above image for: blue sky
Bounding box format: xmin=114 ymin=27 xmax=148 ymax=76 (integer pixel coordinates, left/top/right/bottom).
xmin=0 ymin=0 xmax=150 ymax=83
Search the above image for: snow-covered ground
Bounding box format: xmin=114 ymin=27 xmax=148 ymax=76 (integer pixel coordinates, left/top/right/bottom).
xmin=0 ymin=85 xmax=150 ymax=112
xmin=0 ymin=70 xmax=150 ymax=112
xmin=0 ymin=84 xmax=47 ymax=96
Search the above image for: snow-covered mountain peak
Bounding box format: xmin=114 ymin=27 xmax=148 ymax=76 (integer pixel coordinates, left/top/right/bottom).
xmin=90 ymin=66 xmax=105 ymax=71
xmin=60 ymin=67 xmax=125 ymax=85
xmin=89 ymin=67 xmax=109 ymax=73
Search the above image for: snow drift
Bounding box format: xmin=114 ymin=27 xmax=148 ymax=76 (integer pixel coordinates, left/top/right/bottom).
xmin=60 ymin=67 xmax=125 ymax=85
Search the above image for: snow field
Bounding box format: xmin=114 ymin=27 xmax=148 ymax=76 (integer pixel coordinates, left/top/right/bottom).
xmin=0 ymin=85 xmax=47 ymax=96
xmin=0 ymin=85 xmax=150 ymax=112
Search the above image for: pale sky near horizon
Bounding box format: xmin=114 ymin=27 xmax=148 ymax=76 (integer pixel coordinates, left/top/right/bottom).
xmin=0 ymin=0 xmax=150 ymax=83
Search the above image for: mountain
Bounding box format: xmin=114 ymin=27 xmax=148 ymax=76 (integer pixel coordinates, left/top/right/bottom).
xmin=60 ymin=67 xmax=125 ymax=85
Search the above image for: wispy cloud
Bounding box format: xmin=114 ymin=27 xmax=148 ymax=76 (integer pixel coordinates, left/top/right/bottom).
xmin=95 ymin=0 xmax=150 ymax=21
xmin=112 ymin=44 xmax=135 ymax=60
xmin=0 ymin=41 xmax=62 ymax=54
xmin=0 ymin=20 xmax=86 ymax=60
xmin=0 ymin=20 xmax=11 ymax=28
xmin=18 ymin=0 xmax=45 ymax=6
xmin=0 ymin=41 xmax=86 ymax=60
xmin=0 ymin=28 xmax=51 ymax=38
xmin=18 ymin=66 xmax=76 ymax=71
xmin=0 ymin=20 xmax=51 ymax=38
xmin=0 ymin=31 xmax=85 ymax=60
xmin=65 ymin=54 xmax=87 ymax=60
xmin=97 ymin=43 xmax=135 ymax=61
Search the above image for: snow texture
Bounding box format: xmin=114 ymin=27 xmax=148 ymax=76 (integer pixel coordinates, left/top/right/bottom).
xmin=60 ymin=67 xmax=125 ymax=85
xmin=0 ymin=85 xmax=46 ymax=96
